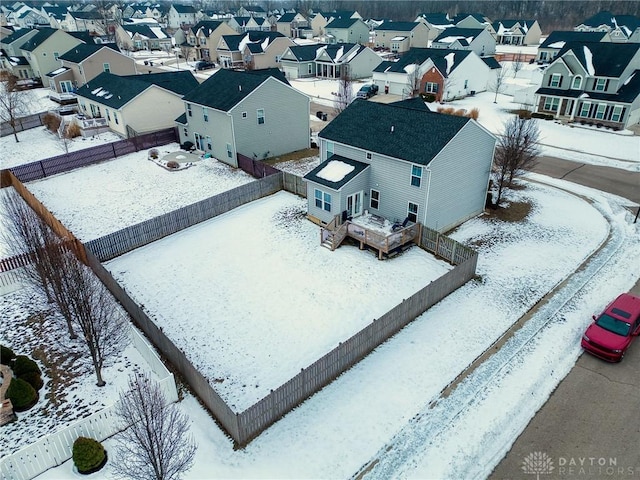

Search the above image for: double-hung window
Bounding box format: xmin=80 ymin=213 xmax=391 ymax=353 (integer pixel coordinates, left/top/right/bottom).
xmin=314 ymin=189 xmax=331 ymax=212
xmin=425 ymin=82 xmax=438 ymax=93
xmin=370 ymin=190 xmax=380 ymax=209
xmin=103 ymin=63 xmax=111 ymax=73
xmin=595 ymin=103 xmax=606 ymax=120
xmin=549 ymin=73 xmax=562 ymax=88
xmin=411 ymin=165 xmax=422 ymax=187
xmin=543 ymin=97 xmax=559 ymax=112
xmin=579 ymin=102 xmax=591 ymax=118
xmin=611 ymin=105 xmax=624 ymax=123
xmin=594 ymin=78 xmax=607 ymax=91
xmin=203 ymin=107 xmax=208 ymax=122
xmin=407 ymin=202 xmax=418 ymax=223
xmin=187 ymin=104 xmax=192 ymax=117
xmin=257 ymin=108 xmax=265 ymax=125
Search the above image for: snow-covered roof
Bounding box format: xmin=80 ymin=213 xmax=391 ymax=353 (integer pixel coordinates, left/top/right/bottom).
xmin=317 ymin=160 xmax=354 ymax=182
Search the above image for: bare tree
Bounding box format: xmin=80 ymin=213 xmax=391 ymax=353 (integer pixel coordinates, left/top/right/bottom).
xmin=512 ymin=51 xmax=525 ymax=78
xmin=493 ymin=116 xmax=541 ymax=206
xmin=491 ymin=63 xmax=508 ymax=103
xmin=404 ymin=61 xmax=421 ymax=99
xmin=0 ymin=189 xmax=77 ymax=338
xmin=113 ymin=373 xmax=197 ymax=480
xmin=62 ymin=253 xmax=129 ymax=386
xmin=0 ymin=73 xmax=35 ymax=142
xmin=333 ymin=67 xmax=354 ymax=115
xmin=179 ymin=43 xmax=196 ymax=64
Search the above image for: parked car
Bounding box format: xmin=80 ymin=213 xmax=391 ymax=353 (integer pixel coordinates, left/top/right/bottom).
xmin=581 ymin=293 xmax=640 ymax=362
xmin=195 ymin=61 xmax=216 ymax=71
xmin=356 ymin=84 xmax=379 ymax=99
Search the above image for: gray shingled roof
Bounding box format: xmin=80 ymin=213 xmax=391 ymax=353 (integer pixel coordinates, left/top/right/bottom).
xmin=303 ymin=155 xmax=370 ymax=190
xmin=59 ymin=43 xmax=119 ymax=63
xmin=19 ymin=27 xmax=57 ymax=52
xmin=559 ymin=41 xmax=640 ymax=77
xmin=375 ymin=21 xmax=421 ymax=31
xmin=325 ymin=17 xmax=361 ymax=29
xmin=221 ymin=31 xmax=284 ymax=51
xmin=181 ymin=68 xmax=289 ymax=111
xmin=539 ymin=30 xmax=609 ymax=48
xmin=319 ymin=99 xmax=470 ymax=166
xmin=285 ymin=43 xmax=327 ymax=61
xmin=372 ymin=47 xmax=471 ymax=76
xmin=433 ymin=27 xmax=485 ymax=43
xmin=77 ymin=71 xmax=198 ymax=109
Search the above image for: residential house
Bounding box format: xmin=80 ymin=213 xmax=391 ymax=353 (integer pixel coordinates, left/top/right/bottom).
xmin=167 ymin=4 xmax=198 ymax=29
xmin=144 ymin=4 xmax=166 ymax=23
xmin=65 ymin=10 xmax=107 ymax=36
xmin=76 ymin=71 xmax=199 ymax=137
xmin=186 ymin=20 xmax=236 ymax=61
xmin=534 ymin=41 xmax=640 ymax=129
xmin=415 ymin=12 xmax=453 ymax=40
xmin=41 ymin=5 xmax=71 ymax=30
xmin=304 ymin=99 xmax=496 ymax=233
xmin=241 ymin=32 xmax=295 ymax=70
xmin=216 ymin=31 xmax=286 ymax=69
xmin=116 ymin=24 xmax=172 ymax=52
xmin=13 ymin=8 xmax=48 ymax=28
xmin=324 ymin=17 xmax=369 ymax=45
xmin=226 ymin=16 xmax=271 ymax=33
xmin=176 ymin=68 xmax=310 ymax=166
xmin=236 ymin=5 xmax=267 ymax=19
xmin=20 ymin=27 xmax=84 ymax=79
xmin=372 ymin=47 xmax=495 ymax=100
xmin=453 ymin=13 xmax=493 ymax=31
xmin=574 ymin=11 xmax=640 ymax=43
xmin=309 ymin=10 xmax=360 ymax=36
xmin=281 ymin=42 xmax=381 ymax=79
xmin=491 ymin=19 xmax=541 ymax=46
xmin=536 ymin=30 xmax=610 ymax=64
xmin=431 ymin=27 xmax=496 ymax=56
xmin=48 ymin=43 xmax=137 ymax=102
xmin=275 ymin=12 xmax=308 ymax=38
xmin=315 ymin=43 xmax=381 ymax=79
xmin=0 ymin=27 xmax=38 ymax=79
xmin=373 ymin=21 xmax=430 ymax=53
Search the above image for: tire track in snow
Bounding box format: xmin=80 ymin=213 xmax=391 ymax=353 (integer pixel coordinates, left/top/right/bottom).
xmin=351 ymin=184 xmax=630 ymax=480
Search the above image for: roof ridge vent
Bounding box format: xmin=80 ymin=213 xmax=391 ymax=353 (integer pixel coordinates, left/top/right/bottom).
xmin=391 ymin=125 xmax=394 ymax=133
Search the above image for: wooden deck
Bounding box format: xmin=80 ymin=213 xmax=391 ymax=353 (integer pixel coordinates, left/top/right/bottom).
xmin=320 ymin=215 xmax=421 ymax=259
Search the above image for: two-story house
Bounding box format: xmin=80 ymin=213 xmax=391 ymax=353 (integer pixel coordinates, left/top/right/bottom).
xmin=0 ymin=28 xmax=38 ymax=79
xmin=275 ymin=12 xmax=308 ymax=38
xmin=76 ymin=71 xmax=199 ymax=137
xmin=186 ymin=20 xmax=236 ymax=61
xmin=236 ymin=5 xmax=268 ymax=18
xmin=167 ymin=4 xmax=198 ymax=29
xmin=19 ymin=27 xmax=84 ymax=79
xmin=304 ymin=98 xmax=496 ymax=233
xmin=176 ymin=68 xmax=309 ymax=166
xmin=536 ymin=30 xmax=611 ymax=64
xmin=534 ymin=41 xmax=640 ymax=129
xmin=65 ymin=10 xmax=107 ymax=35
xmin=372 ymin=47 xmax=495 ymax=100
xmin=491 ymin=19 xmax=542 ymax=46
xmin=47 ymin=43 xmax=138 ymax=103
xmin=575 ymin=11 xmax=640 ymax=43
xmin=415 ymin=12 xmax=453 ymax=40
xmin=241 ymin=33 xmax=295 ymax=70
xmin=373 ymin=21 xmax=430 ymax=53
xmin=280 ymin=42 xmax=381 ymax=80
xmin=431 ymin=27 xmax=496 ymax=56
xmin=226 ymin=15 xmax=271 ymax=33
xmin=324 ymin=17 xmax=369 ymax=45
xmin=116 ymin=24 xmax=172 ymax=52
xmin=217 ymin=31 xmax=286 ymax=69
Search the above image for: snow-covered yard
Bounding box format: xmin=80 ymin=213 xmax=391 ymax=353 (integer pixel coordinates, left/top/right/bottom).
xmin=30 ymin=177 xmax=640 ymax=480
xmin=106 ymin=191 xmax=453 ymax=411
xmin=25 ymin=143 xmax=255 ymax=241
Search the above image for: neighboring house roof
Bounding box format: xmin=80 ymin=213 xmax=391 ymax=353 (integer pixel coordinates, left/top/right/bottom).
xmin=303 ymin=155 xmax=370 ymax=190
xmin=175 ymin=112 xmax=188 ymax=124
xmin=453 ymin=13 xmax=488 ymax=24
xmin=19 ymin=27 xmax=56 ymax=52
xmin=277 ymin=12 xmax=300 ymax=23
xmin=172 ymin=4 xmax=197 ymax=14
xmin=416 ymin=13 xmax=452 ymax=27
xmin=433 ymin=27 xmax=486 ymax=43
xmin=58 ymin=43 xmax=119 ymax=63
xmin=373 ymin=47 xmax=472 ymax=76
xmin=388 ymin=97 xmax=431 ymax=110
xmin=375 ymin=21 xmax=421 ymax=32
xmin=182 ymin=68 xmax=289 ymax=111
xmin=492 ymin=19 xmax=537 ymax=32
xmin=191 ymin=20 xmax=225 ymax=36
xmin=46 ymin=66 xmax=71 ymax=77
xmin=122 ymin=24 xmax=169 ymax=39
xmin=316 ymin=43 xmax=363 ymax=63
xmin=69 ymin=10 xmax=103 ymax=20
xmin=77 ymin=71 xmax=198 ymax=109
xmin=577 ymin=10 xmax=640 ymax=32
xmin=319 ymin=99 xmax=471 ymax=166
xmin=42 ymin=6 xmax=69 ymax=19
xmin=325 ymin=17 xmax=361 ymax=29
xmin=241 ymin=5 xmax=266 ymax=13
xmin=482 ymin=56 xmax=501 ymax=69
xmin=2 ymin=53 xmax=29 ymax=66
xmin=68 ymin=31 xmax=96 ymax=43
xmin=221 ymin=31 xmax=284 ymax=51
xmin=557 ymin=41 xmax=640 ymax=77
xmin=284 ymin=43 xmax=327 ymax=61
xmin=610 ymin=70 xmax=640 ymax=102
xmin=539 ymin=30 xmax=609 ymax=49
xmin=0 ymin=27 xmax=35 ymax=45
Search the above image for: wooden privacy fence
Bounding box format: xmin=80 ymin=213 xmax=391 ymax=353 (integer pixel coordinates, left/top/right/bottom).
xmin=0 ymin=324 xmax=178 ymax=480
xmin=85 ymin=174 xmax=284 ymax=261
xmin=6 ymin=128 xmax=177 ymax=183
xmin=0 ymin=113 xmax=47 ymax=137
xmin=282 ymin=171 xmax=307 ymax=197
xmin=237 ymin=153 xmax=281 ymax=178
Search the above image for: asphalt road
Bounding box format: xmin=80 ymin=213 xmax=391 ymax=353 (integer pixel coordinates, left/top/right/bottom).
xmin=532 ymin=156 xmax=640 ymax=205
xmin=489 ymin=160 xmax=640 ymax=480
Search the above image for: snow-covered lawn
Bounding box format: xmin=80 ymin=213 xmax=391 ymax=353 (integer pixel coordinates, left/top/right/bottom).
xmin=106 ymin=191 xmax=453 ymax=411
xmin=33 ymin=178 xmax=640 ymax=480
xmin=0 ymin=287 xmax=162 ymax=456
xmin=0 ymin=126 xmax=122 ymax=170
xmin=26 ymin=144 xmax=255 ymax=242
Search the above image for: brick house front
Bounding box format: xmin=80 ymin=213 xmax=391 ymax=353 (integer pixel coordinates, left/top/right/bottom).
xmin=420 ymin=67 xmax=444 ymax=101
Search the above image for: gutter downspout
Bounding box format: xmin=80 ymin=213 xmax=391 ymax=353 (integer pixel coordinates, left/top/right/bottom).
xmin=423 ymin=167 xmax=431 ymax=228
